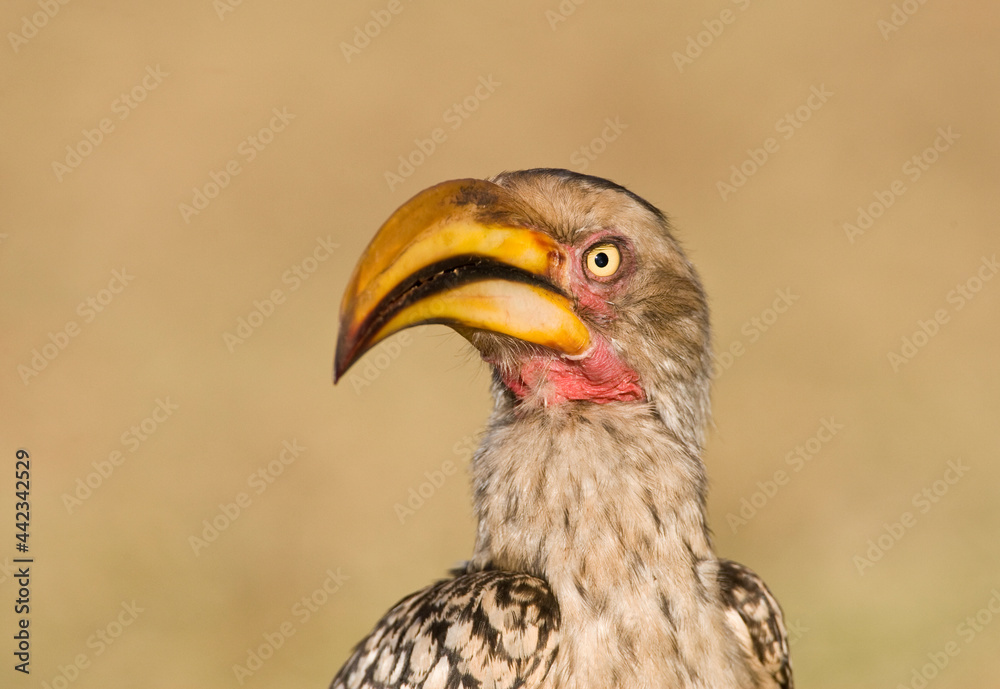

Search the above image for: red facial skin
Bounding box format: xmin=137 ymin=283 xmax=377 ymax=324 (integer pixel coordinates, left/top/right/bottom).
xmin=499 ymin=338 xmax=644 ymax=405
xmin=495 ymin=230 xmax=645 ymax=406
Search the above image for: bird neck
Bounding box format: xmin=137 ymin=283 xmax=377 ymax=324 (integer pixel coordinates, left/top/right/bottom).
xmin=470 ymin=397 xmax=714 ymax=571
xmin=469 ymin=399 xmax=742 ymax=686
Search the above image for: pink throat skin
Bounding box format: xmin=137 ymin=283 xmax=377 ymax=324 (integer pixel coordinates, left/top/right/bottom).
xmin=495 ymin=339 xmax=645 ymax=405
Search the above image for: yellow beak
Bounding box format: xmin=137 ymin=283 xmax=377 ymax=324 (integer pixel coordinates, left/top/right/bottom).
xmin=334 ymin=178 xmax=591 ymax=381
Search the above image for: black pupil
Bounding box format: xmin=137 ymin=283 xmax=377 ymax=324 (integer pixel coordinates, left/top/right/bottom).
xmin=594 ymin=252 xmax=609 ymax=268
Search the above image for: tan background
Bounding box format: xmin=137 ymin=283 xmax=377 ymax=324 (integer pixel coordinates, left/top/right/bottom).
xmin=2 ymin=1 xmax=999 ymax=687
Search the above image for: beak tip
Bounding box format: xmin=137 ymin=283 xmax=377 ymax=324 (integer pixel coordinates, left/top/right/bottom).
xmin=333 ymin=330 xmax=353 ymax=384
xmin=333 ymin=346 xmax=351 ymax=384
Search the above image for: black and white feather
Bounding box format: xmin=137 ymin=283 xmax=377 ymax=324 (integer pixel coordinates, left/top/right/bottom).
xmin=331 ymin=570 xmax=559 ymax=689
xmin=719 ymin=559 xmax=794 ymax=689
xmin=333 ymin=559 xmax=792 ymax=689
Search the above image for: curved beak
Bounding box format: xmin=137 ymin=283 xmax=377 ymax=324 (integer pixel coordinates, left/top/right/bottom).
xmin=334 ymin=178 xmax=591 ymax=382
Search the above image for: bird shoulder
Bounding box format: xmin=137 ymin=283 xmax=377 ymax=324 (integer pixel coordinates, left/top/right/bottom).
xmin=331 ymin=569 xmax=559 ymax=689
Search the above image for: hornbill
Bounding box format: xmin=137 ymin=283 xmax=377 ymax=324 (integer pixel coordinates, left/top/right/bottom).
xmin=332 ymin=169 xmax=792 ymax=689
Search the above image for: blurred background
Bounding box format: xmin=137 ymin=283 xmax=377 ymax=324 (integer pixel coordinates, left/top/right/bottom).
xmin=2 ymin=1 xmax=998 ymax=687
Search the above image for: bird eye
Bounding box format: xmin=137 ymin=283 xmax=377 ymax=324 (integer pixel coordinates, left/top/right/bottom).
xmin=585 ymin=243 xmax=621 ymax=278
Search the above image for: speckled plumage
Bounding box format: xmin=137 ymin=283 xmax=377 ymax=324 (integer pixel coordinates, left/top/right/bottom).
xmin=332 ymin=570 xmax=559 ymax=689
xmin=332 ymin=560 xmax=790 ymax=689
xmin=332 ymin=169 xmax=793 ymax=689
xmin=720 ymin=560 xmax=794 ymax=689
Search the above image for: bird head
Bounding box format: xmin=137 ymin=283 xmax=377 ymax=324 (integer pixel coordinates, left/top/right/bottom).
xmin=336 ymin=169 xmax=711 ymax=444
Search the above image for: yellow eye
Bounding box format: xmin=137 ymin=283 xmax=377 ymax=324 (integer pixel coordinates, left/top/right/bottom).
xmin=585 ymin=243 xmax=621 ymax=278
